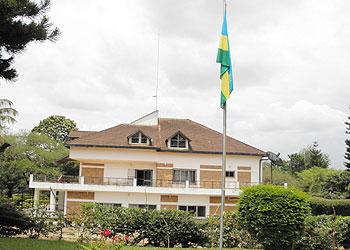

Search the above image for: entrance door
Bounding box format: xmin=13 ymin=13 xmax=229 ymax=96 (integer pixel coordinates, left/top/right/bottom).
xmin=136 ymin=170 xmax=153 ymax=186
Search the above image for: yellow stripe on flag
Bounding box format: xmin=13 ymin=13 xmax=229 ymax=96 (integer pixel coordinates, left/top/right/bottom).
xmin=221 ymin=71 xmax=230 ymax=99
xmin=219 ymin=35 xmax=229 ymax=51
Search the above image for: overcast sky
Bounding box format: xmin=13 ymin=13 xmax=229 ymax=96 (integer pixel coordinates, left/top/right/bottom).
xmin=1 ymin=0 xmax=349 ymax=168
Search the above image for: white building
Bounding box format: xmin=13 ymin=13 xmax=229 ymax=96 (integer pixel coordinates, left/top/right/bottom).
xmin=29 ymin=111 xmax=265 ymax=218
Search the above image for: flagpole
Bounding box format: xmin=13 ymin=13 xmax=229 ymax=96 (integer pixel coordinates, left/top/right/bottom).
xmin=219 ymin=1 xmax=228 ymax=248
xmin=219 ymin=102 xmax=227 ymax=250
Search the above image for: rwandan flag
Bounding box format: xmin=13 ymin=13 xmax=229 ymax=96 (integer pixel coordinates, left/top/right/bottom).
xmin=216 ymin=11 xmax=233 ymax=108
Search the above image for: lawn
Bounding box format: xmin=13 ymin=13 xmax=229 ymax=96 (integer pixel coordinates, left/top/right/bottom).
xmin=0 ymin=237 xmax=251 ymax=250
xmin=0 ymin=237 xmax=79 ymax=250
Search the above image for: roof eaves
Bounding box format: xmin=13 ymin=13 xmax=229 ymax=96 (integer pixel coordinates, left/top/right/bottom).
xmin=67 ymin=144 xmax=160 ymax=151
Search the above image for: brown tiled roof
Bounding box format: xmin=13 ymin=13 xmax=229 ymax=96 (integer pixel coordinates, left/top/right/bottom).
xmin=68 ymin=131 xmax=97 ymax=139
xmin=66 ymin=118 xmax=265 ymax=156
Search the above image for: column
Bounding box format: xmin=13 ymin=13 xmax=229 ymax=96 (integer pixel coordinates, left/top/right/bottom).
xmin=49 ymin=189 xmax=56 ymax=212
xmin=33 ymin=189 xmax=40 ymax=209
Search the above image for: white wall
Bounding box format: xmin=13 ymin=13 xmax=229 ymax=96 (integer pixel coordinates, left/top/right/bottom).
xmin=104 ymin=161 xmax=156 ymax=179
xmin=95 ymin=192 xmax=160 ymax=207
xmin=71 ymin=147 xmax=261 ymax=183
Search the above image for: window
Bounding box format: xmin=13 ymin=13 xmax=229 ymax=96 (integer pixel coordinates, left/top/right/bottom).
xmin=179 ymin=205 xmax=206 ymax=217
xmin=173 ymin=169 xmax=196 ymax=184
xmin=129 ymin=204 xmax=156 ymax=210
xmin=226 ymin=171 xmax=235 ymax=178
xmin=169 ymin=134 xmax=187 ymax=148
xmin=97 ymin=203 xmax=121 ymax=208
xmin=129 ymin=132 xmax=149 ymax=145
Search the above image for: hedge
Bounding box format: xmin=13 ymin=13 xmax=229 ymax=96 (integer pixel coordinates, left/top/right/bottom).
xmin=310 ymin=197 xmax=350 ymax=216
xmin=238 ymin=185 xmax=310 ymax=250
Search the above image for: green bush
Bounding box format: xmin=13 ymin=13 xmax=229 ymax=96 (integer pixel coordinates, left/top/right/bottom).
xmin=297 ymin=167 xmax=339 ymax=195
xmin=204 ymin=211 xmax=259 ymax=248
xmin=320 ymin=170 xmax=350 ymax=199
xmin=0 ymin=199 xmax=34 ymax=236
xmin=238 ymin=184 xmax=310 ymax=249
xmin=75 ymin=204 xmax=205 ymax=247
xmin=309 ymin=197 xmax=350 ymax=216
xmin=296 ymin=215 xmax=350 ymax=250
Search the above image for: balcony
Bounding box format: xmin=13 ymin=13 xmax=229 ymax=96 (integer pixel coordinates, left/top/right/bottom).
xmin=30 ymin=174 xmax=256 ymax=195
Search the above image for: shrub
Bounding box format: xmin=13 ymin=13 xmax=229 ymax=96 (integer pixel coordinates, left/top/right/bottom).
xmin=320 ymin=170 xmax=350 ymax=199
xmin=74 ymin=204 xmax=205 ymax=247
xmin=297 ymin=167 xmax=339 ymax=195
xmin=296 ymin=215 xmax=350 ymax=250
xmin=238 ymin=184 xmax=310 ymax=249
xmin=204 ymin=211 xmax=259 ymax=248
xmin=0 ymin=199 xmax=34 ymax=236
xmin=309 ymin=197 xmax=350 ymax=216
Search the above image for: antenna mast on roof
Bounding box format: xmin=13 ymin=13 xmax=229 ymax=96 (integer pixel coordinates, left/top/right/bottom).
xmin=153 ymin=32 xmax=160 ymax=111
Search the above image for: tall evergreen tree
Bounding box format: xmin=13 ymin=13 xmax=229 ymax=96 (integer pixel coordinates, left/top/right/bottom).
xmin=0 ymin=0 xmax=60 ymax=81
xmin=305 ymin=141 xmax=330 ymax=169
xmin=345 ymin=107 xmax=350 ymax=169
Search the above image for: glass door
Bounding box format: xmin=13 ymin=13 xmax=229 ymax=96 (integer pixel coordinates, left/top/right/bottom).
xmin=136 ymin=170 xmax=153 ymax=186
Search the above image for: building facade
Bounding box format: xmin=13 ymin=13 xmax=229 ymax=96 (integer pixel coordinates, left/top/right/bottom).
xmin=29 ymin=111 xmax=265 ymax=218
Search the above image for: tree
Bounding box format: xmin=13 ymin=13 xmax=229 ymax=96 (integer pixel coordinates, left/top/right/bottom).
xmin=281 ymin=153 xmax=306 ymax=174
xmin=0 ymin=132 xmax=67 ymax=197
xmin=297 ymin=167 xmax=339 ymax=195
xmin=0 ymin=0 xmax=60 ymax=81
xmin=32 ymin=115 xmax=77 ymax=142
xmin=345 ymin=107 xmax=350 ymax=169
xmin=282 ymin=143 xmax=330 ymax=174
xmin=305 ymin=142 xmax=330 ymax=169
xmin=0 ymin=99 xmax=18 ymax=132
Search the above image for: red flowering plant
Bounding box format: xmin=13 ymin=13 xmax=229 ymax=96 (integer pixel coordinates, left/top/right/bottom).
xmin=80 ymin=229 xmax=125 ymax=250
xmin=103 ymin=229 xmax=112 ymax=237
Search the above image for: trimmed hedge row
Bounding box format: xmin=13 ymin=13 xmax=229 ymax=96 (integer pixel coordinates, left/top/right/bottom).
xmin=310 ymin=197 xmax=350 ymax=216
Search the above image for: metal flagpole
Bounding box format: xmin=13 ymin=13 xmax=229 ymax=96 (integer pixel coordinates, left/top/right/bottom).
xmin=219 ymin=2 xmax=227 ymax=250
xmin=219 ymin=102 xmax=227 ymax=250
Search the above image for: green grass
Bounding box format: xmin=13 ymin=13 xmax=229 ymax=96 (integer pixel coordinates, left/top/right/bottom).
xmin=0 ymin=237 xmax=79 ymax=250
xmin=0 ymin=237 xmax=251 ymax=250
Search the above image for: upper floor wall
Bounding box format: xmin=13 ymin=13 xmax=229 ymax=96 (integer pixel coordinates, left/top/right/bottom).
xmin=70 ymin=147 xmax=262 ymax=184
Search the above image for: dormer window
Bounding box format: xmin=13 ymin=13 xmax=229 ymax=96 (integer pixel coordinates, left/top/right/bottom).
xmin=128 ymin=132 xmax=150 ymax=145
xmin=167 ymin=132 xmax=189 ymax=149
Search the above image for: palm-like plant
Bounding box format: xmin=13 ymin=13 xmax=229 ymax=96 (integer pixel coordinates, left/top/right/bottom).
xmin=0 ymin=99 xmax=18 ymax=131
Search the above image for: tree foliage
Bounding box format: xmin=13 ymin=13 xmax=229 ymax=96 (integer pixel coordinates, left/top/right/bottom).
xmin=238 ymin=185 xmax=310 ymax=250
xmin=297 ymin=167 xmax=339 ymax=195
xmin=0 ymin=0 xmax=60 ymax=81
xmin=0 ymin=132 xmax=67 ymax=197
xmin=281 ymin=142 xmax=330 ymax=174
xmin=0 ymin=99 xmax=18 ymax=132
xmin=32 ymin=115 xmax=77 ymax=142
xmin=304 ymin=142 xmax=330 ymax=169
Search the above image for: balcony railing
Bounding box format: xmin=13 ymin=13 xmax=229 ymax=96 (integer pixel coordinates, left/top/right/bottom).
xmin=31 ymin=174 xmax=256 ymax=190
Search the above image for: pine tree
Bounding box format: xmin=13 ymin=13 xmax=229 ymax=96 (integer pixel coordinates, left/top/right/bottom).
xmin=345 ymin=107 xmax=350 ymax=169
xmin=306 ymin=141 xmax=330 ymax=169
xmin=0 ymin=0 xmax=60 ymax=81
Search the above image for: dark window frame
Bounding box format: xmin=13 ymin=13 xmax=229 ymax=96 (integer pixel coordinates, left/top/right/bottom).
xmin=225 ymin=171 xmax=235 ymax=178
